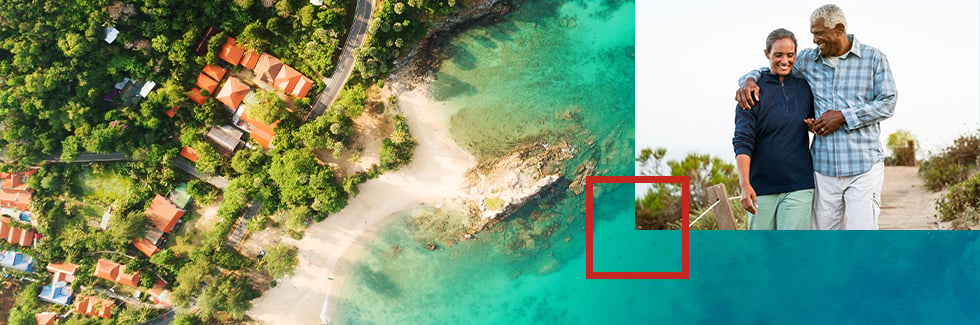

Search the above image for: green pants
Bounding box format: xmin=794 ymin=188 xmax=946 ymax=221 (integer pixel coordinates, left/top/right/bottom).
xmin=748 ymin=189 xmax=813 ymax=230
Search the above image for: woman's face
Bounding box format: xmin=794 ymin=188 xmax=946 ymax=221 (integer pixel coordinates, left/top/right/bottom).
xmin=766 ymin=38 xmax=796 ymax=77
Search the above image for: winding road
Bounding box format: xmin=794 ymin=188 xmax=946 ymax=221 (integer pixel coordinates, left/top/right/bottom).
xmin=307 ymin=0 xmax=376 ymax=120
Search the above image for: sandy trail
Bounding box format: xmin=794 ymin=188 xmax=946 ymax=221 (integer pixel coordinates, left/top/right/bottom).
xmin=247 ymin=87 xmax=475 ymax=324
xmin=878 ymin=166 xmax=946 ymax=230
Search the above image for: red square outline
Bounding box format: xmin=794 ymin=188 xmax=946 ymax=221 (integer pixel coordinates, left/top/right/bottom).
xmin=586 ymin=176 xmax=689 ymax=279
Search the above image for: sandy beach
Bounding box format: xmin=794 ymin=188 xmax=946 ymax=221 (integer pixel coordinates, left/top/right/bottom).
xmin=247 ymin=85 xmax=476 ymax=324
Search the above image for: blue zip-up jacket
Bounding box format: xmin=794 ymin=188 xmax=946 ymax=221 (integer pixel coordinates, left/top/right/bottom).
xmin=733 ymin=70 xmax=815 ymax=195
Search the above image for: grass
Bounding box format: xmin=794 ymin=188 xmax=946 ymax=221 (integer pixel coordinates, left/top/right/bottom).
xmin=77 ymin=170 xmax=133 ymax=203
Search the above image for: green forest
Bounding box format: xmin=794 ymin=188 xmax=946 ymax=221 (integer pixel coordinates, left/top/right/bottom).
xmin=0 ymin=0 xmax=461 ymax=323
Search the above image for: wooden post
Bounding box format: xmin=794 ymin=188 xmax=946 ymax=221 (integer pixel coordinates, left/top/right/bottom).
xmin=706 ymin=184 xmax=737 ymax=230
xmin=907 ymin=140 xmax=916 ymax=166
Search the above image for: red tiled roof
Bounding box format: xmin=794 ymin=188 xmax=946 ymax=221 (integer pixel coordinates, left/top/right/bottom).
xmin=254 ymin=54 xmax=283 ymax=84
xmin=0 ymin=169 xmax=34 ymax=212
xmin=179 ymin=146 xmax=200 ymax=163
xmin=290 ymin=74 xmax=313 ymax=98
xmin=35 ymin=312 xmax=57 ymax=325
xmin=93 ymin=259 xmax=140 ymax=288
xmin=132 ymin=238 xmax=159 ymax=257
xmin=240 ymin=111 xmax=278 ymax=148
xmin=196 ymin=73 xmax=219 ymax=95
xmin=0 ymin=169 xmax=36 ymax=190
xmin=145 ymin=195 xmax=184 ymax=233
xmin=202 ymin=64 xmax=227 ymax=82
xmin=74 ymin=295 xmax=114 ymax=319
xmin=165 ymin=106 xmax=179 ymax=118
xmin=216 ymin=77 xmax=249 ymax=110
xmin=0 ymin=217 xmax=34 ymax=247
xmin=47 ymin=262 xmax=79 ymax=283
xmin=273 ymin=65 xmax=313 ymax=98
xmin=240 ymin=51 xmax=260 ymax=70
xmin=0 ymin=188 xmax=31 ymax=211
xmin=188 ymin=88 xmax=208 ymax=105
xmin=219 ymin=37 xmax=245 ymax=66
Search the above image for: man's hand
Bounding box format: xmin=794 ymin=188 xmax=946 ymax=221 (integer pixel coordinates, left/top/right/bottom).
xmin=740 ymin=184 xmax=758 ymax=215
xmin=735 ymin=78 xmax=760 ymax=110
xmin=809 ymin=110 xmax=845 ymax=136
xmin=804 ymin=118 xmax=817 ymax=133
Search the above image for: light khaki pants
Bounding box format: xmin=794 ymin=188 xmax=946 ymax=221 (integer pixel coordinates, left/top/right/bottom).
xmin=812 ymin=162 xmax=884 ymax=230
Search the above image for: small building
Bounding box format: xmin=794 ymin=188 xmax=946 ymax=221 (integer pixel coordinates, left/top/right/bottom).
xmin=179 ymin=146 xmax=200 ymax=163
xmin=35 ymin=312 xmax=57 ymax=325
xmin=216 ymin=77 xmax=249 ymax=111
xmin=206 ymin=125 xmax=245 ymax=157
xmin=132 ymin=238 xmax=159 ymax=257
xmin=104 ymin=27 xmax=119 ymax=44
xmin=218 ymin=37 xmax=245 ymax=66
xmin=273 ymin=65 xmax=314 ymax=98
xmin=240 ymin=51 xmax=260 ymax=70
xmin=145 ymin=194 xmax=185 ymax=233
xmin=147 ymin=284 xmax=173 ymax=306
xmin=164 ymin=106 xmax=180 ymax=118
xmin=238 ymin=110 xmax=277 ymax=148
xmin=114 ymin=78 xmax=155 ymax=106
xmin=47 ymin=263 xmax=79 ymax=283
xmin=202 ymin=64 xmax=227 ymax=81
xmin=93 ymin=259 xmax=140 ymax=288
xmin=38 ymin=282 xmax=73 ymax=305
xmin=73 ymin=295 xmax=114 ymax=319
xmin=169 ymin=183 xmax=192 ymax=210
xmin=144 ymin=227 xmax=165 ymax=246
xmin=0 ymin=216 xmax=35 ymax=247
xmin=254 ymin=54 xmax=283 ymax=84
xmin=138 ymin=81 xmax=156 ymax=98
xmin=195 ymin=73 xmax=220 ymax=95
xmin=188 ymin=88 xmax=208 ymax=105
xmin=0 ymin=250 xmax=33 ymax=272
xmin=0 ymin=169 xmax=37 ymax=216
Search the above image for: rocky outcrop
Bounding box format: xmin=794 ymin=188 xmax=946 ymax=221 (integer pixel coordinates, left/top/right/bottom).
xmin=458 ymin=140 xmax=575 ymax=236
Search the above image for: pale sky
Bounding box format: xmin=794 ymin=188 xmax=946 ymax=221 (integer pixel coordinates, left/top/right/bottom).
xmin=635 ymin=0 xmax=980 ymax=170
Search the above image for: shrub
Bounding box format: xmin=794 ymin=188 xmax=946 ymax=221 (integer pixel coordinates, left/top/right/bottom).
xmin=919 ymin=132 xmax=979 ymax=191
xmin=935 ymin=173 xmax=980 ymax=226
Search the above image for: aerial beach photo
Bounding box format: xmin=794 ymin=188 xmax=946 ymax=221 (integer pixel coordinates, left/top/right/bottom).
xmin=0 ymin=0 xmax=638 ymax=324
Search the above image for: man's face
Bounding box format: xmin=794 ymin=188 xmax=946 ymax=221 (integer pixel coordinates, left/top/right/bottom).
xmin=810 ymin=17 xmax=844 ymax=56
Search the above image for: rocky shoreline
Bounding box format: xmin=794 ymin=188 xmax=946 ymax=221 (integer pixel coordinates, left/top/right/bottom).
xmin=393 ymin=0 xmax=518 ymax=84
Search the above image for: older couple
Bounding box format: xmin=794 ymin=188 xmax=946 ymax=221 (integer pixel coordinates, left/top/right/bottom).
xmin=732 ymin=4 xmax=897 ymax=230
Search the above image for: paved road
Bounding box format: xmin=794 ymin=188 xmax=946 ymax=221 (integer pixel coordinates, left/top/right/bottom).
xmin=0 ymin=151 xmax=130 ymax=164
xmin=226 ymin=200 xmax=261 ymax=247
xmin=307 ymin=0 xmax=375 ymax=119
xmin=173 ymin=157 xmax=229 ymax=189
xmin=64 ymin=152 xmax=131 ymax=163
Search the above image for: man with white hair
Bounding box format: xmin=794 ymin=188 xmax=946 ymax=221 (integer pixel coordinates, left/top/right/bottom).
xmin=734 ymin=4 xmax=897 ymax=230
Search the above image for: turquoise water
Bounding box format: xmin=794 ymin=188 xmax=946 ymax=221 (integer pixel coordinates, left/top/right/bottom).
xmin=333 ymin=0 xmax=980 ymax=323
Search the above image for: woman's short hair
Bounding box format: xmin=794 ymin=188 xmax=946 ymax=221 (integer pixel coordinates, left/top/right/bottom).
xmin=811 ymin=4 xmax=847 ymax=29
xmin=765 ymin=28 xmax=797 ymax=53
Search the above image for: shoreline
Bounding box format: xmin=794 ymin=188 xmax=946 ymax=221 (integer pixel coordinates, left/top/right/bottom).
xmin=247 ymin=85 xmax=477 ymax=324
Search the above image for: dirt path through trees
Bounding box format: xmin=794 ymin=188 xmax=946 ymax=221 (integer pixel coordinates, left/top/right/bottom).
xmin=879 ymin=166 xmax=947 ymax=230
